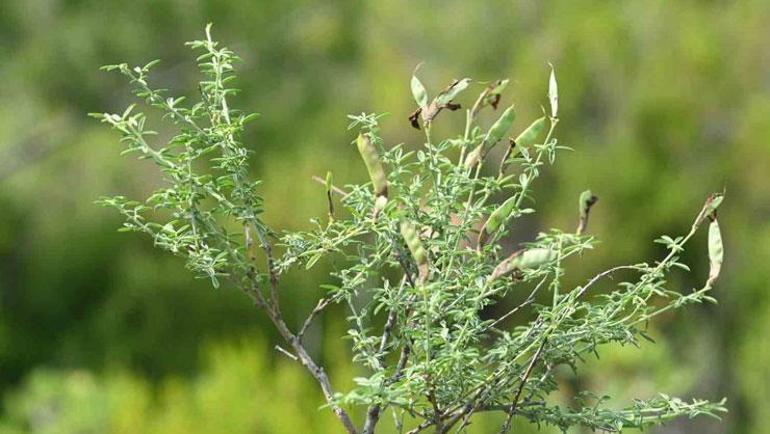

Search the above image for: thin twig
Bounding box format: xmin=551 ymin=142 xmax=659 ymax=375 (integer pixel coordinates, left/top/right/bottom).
xmin=275 ymin=344 xmax=299 ymax=361
xmin=239 ymin=225 xmax=357 ymax=433
xmin=427 ymin=383 xmax=444 ymax=433
xmin=298 ymin=297 xmax=332 ymax=339
xmin=499 ymin=338 xmax=547 ymax=433
xmin=405 ymin=419 xmax=434 ymax=434
xmin=485 ymin=277 xmax=548 ymax=331
xmin=363 ymin=279 xmax=411 ymax=434
xmin=264 ymin=302 xmax=359 ymax=434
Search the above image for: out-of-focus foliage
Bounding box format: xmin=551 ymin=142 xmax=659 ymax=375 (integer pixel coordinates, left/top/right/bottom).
xmin=0 ymin=1 xmax=768 ymax=433
xmin=0 ymin=334 xmax=528 ymax=434
xmin=0 ymin=337 xmax=702 ymax=434
xmin=0 ymin=337 xmax=347 ymax=434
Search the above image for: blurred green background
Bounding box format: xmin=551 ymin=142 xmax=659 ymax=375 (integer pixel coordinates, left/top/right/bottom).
xmin=1 ymin=0 xmax=768 ymax=432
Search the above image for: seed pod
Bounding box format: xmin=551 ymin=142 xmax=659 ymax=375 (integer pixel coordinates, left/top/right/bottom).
xmin=484 ymin=196 xmax=517 ymax=235
xmin=356 ymin=133 xmax=388 ymax=197
xmin=411 ymin=74 xmax=428 ymax=109
xmin=463 ymin=144 xmax=484 ymax=170
xmin=576 ymin=190 xmax=598 ymax=235
xmin=514 ymin=116 xmax=547 ymax=149
xmin=707 ymin=217 xmax=723 ymax=286
xmin=435 ymin=78 xmax=471 ymax=107
xmin=419 ymin=78 xmax=470 ymax=125
xmin=463 ymin=105 xmax=516 ymax=170
xmin=548 ymin=64 xmax=558 ymax=119
xmin=704 ymin=193 xmax=724 ymax=215
xmin=478 ymin=196 xmax=518 ymax=247
xmin=400 ymin=219 xmax=429 ymax=283
xmin=488 ymin=79 xmax=509 ymax=96
xmin=520 ymin=248 xmax=556 ymax=269
xmin=485 ymin=79 xmax=509 ymax=109
xmin=698 ymin=192 xmax=724 ymax=224
xmin=373 ymin=195 xmax=388 ymax=218
xmin=579 ymin=190 xmax=596 ymax=219
xmin=490 ymin=248 xmax=555 ymax=281
xmin=483 ymin=105 xmax=516 ymax=147
xmin=471 ymin=78 xmax=510 ymax=118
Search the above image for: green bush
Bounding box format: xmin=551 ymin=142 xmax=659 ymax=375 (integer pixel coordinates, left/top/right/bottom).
xmin=89 ymin=26 xmax=726 ymax=433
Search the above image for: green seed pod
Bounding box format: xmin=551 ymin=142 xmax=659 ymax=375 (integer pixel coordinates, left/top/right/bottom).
xmin=519 ymin=248 xmax=556 ymax=269
xmin=514 ymin=116 xmax=547 ymax=149
xmin=435 ymin=78 xmax=471 ymax=107
xmin=400 ymin=219 xmax=429 ymax=283
xmin=579 ymin=190 xmax=596 ymax=219
xmin=483 ymin=105 xmax=516 ymax=147
xmin=484 ymin=196 xmax=517 ymax=235
xmin=704 ymin=192 xmax=724 ymax=216
xmin=411 ymin=74 xmax=428 ymax=108
xmin=490 ymin=248 xmax=555 ymax=281
xmin=576 ymin=190 xmax=598 ymax=235
xmin=548 ymin=64 xmax=558 ymax=119
xmin=708 ymin=218 xmax=723 ymax=285
xmin=472 ymin=79 xmax=510 ymax=118
xmin=489 ymin=78 xmax=510 ymax=96
xmin=373 ymin=195 xmax=388 ymax=217
xmin=485 ymin=79 xmax=509 ymax=108
xmin=400 ymin=220 xmax=427 ymax=265
xmin=356 ymin=133 xmax=388 ymax=197
xmin=463 ymin=144 xmax=484 ymax=170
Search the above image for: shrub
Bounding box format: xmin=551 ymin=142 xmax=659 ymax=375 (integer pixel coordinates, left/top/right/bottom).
xmin=93 ymin=25 xmax=726 ymax=433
